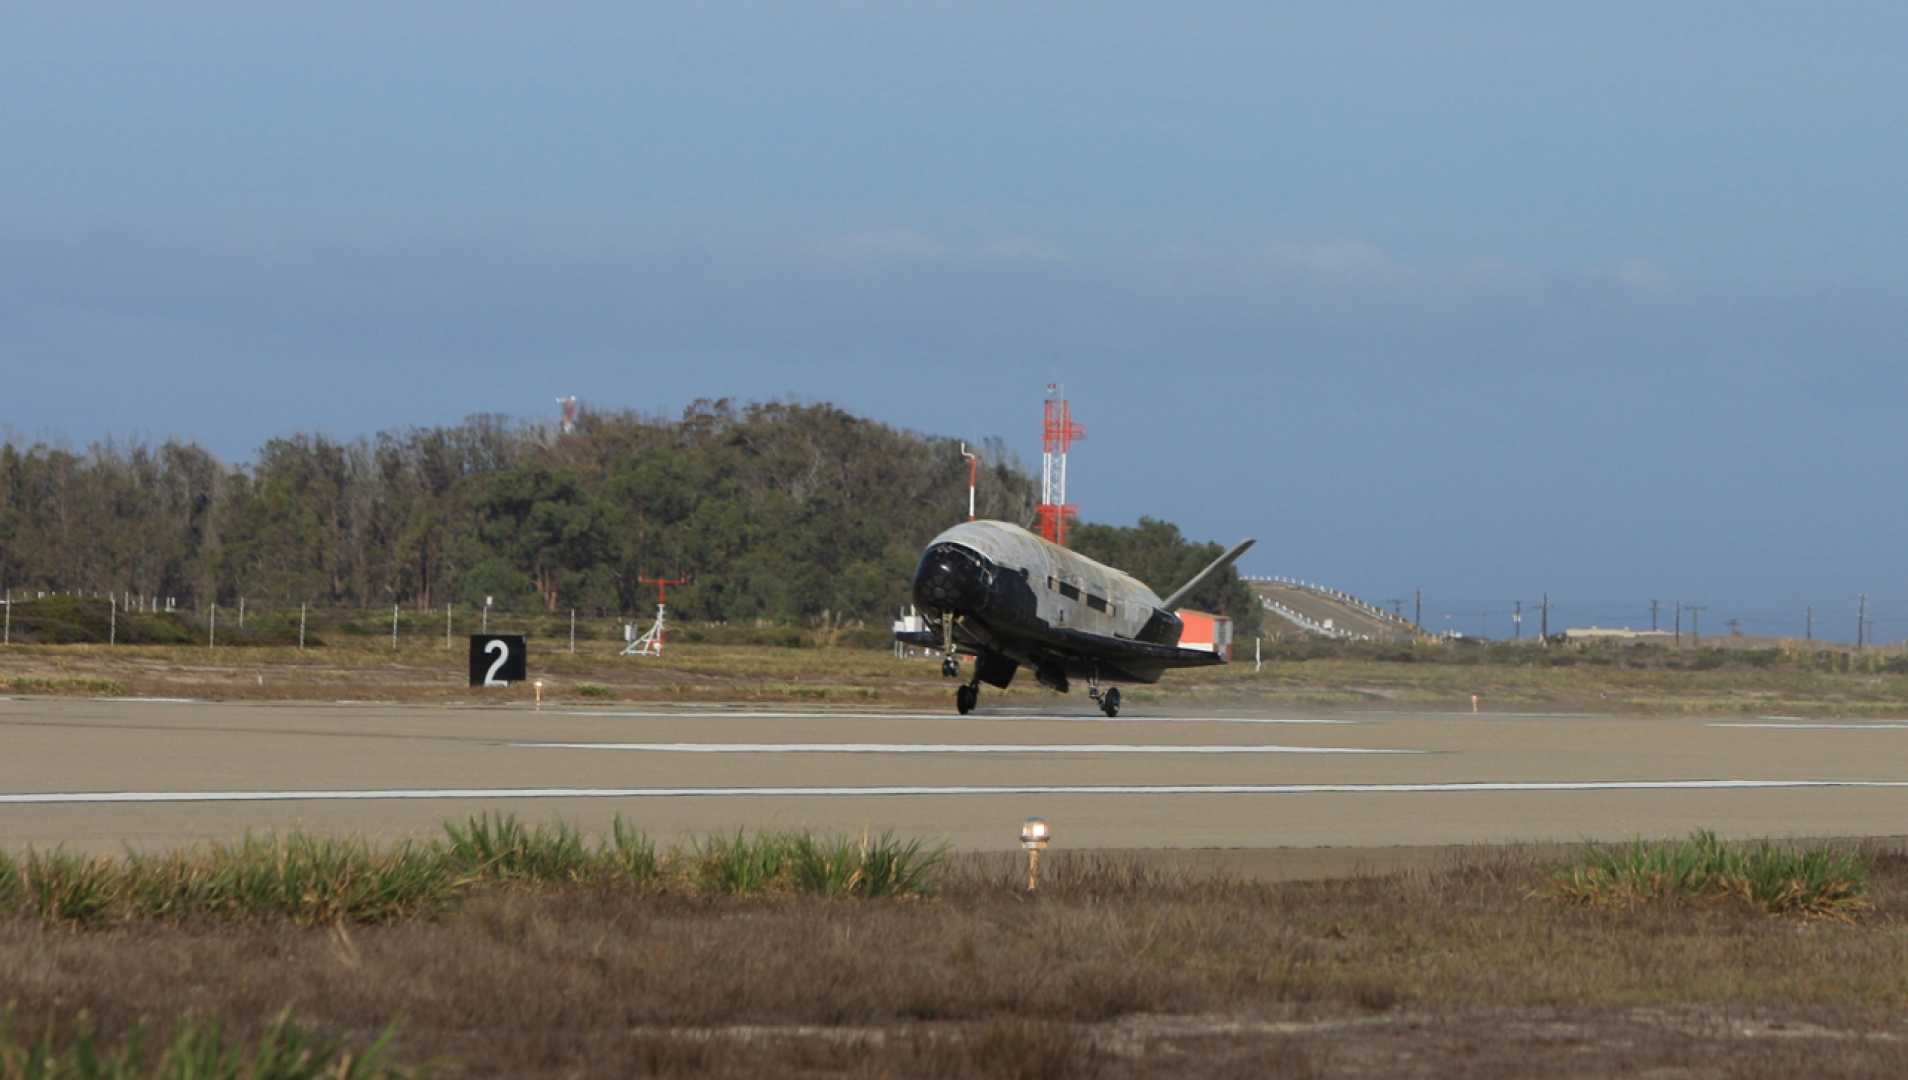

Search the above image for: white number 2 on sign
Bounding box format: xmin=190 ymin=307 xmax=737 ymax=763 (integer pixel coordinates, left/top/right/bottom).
xmin=484 ymin=638 xmax=511 ymax=686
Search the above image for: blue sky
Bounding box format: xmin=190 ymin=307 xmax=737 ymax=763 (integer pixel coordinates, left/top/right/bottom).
xmin=5 ymin=3 xmax=1906 ymax=639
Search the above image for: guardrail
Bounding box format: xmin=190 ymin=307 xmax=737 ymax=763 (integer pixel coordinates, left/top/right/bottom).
xmin=1242 ymin=576 xmax=1416 ymax=630
xmin=1258 ymin=597 xmax=1378 ymax=642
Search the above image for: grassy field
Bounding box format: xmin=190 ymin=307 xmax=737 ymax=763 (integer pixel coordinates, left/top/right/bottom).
xmin=6 ymin=825 xmax=1908 ymax=1077
xmin=7 ymin=633 xmax=1908 ymax=717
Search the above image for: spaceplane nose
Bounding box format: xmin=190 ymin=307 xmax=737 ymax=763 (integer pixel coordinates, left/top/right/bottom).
xmin=912 ymin=542 xmax=993 ymax=615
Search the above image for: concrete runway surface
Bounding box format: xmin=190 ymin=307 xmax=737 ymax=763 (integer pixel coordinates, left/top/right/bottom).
xmin=5 ymin=697 xmax=1908 ymax=864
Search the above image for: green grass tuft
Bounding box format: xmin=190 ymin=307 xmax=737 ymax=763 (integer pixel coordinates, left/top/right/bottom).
xmin=0 ymin=675 xmax=127 ymax=696
xmin=1549 ymin=830 xmax=1870 ymax=919
xmin=22 ymin=851 xmax=122 ymax=927
xmin=608 ymin=816 xmax=658 ymax=881
xmin=788 ymin=831 xmax=945 ymax=898
xmin=691 ymin=831 xmax=800 ymax=895
xmin=0 ymin=1009 xmax=407 ymax=1078
xmin=0 ymin=817 xmax=939 ymax=926
xmin=442 ymin=813 xmax=592 ymax=883
xmin=689 ymin=829 xmax=944 ymax=898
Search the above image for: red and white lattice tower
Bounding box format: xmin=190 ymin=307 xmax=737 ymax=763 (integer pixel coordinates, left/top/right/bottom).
xmin=1036 ymin=384 xmax=1085 ymax=546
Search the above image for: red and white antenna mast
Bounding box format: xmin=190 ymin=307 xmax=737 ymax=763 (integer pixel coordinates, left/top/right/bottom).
xmin=960 ymin=442 xmax=980 ymax=521
xmin=1036 ymin=384 xmax=1085 ymax=546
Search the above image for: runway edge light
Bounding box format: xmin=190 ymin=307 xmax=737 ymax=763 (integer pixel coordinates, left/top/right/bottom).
xmin=1020 ymin=817 xmax=1052 ymax=893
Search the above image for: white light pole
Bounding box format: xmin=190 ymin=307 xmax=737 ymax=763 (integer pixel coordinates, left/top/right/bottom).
xmin=484 ymin=596 xmax=492 ymax=633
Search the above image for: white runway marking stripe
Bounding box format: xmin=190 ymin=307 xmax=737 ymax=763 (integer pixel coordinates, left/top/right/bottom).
xmin=1714 ymin=722 xmax=1908 ymax=730
xmin=8 ymin=779 xmax=1908 ymax=805
xmin=510 ymin=742 xmax=1418 ymax=755
xmin=537 ymin=709 xmax=1357 ymax=725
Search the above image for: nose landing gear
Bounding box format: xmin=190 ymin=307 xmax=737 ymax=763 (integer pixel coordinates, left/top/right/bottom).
xmin=1086 ymin=674 xmax=1121 ymax=718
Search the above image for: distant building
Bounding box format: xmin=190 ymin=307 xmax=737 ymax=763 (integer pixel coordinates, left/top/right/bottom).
xmin=1179 ymin=610 xmax=1234 ymax=660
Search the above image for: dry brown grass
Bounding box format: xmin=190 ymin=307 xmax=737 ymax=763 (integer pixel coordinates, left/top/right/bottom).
xmin=10 ymin=848 xmax=1908 ymax=1076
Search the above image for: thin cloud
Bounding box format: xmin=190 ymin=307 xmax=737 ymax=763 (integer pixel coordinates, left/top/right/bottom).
xmin=812 ymin=229 xmax=946 ymax=261
xmin=1611 ymin=258 xmax=1672 ymax=294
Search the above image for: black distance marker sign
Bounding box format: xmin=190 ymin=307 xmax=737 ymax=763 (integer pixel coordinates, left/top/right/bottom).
xmin=469 ymin=635 xmax=527 ymax=687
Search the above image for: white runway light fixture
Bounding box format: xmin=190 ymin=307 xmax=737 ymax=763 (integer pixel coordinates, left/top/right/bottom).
xmin=1020 ymin=816 xmax=1052 ymax=892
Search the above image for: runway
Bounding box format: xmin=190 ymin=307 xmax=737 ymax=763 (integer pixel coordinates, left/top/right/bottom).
xmin=5 ymin=696 xmax=1908 ymax=855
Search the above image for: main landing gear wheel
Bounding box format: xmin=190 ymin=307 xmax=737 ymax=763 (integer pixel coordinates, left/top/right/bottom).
xmin=955 ymin=683 xmax=979 ymax=715
xmin=1100 ymin=687 xmax=1121 ymax=718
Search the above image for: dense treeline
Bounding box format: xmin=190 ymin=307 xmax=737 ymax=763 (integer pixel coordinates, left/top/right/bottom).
xmin=0 ymin=400 xmax=1259 ymax=632
xmin=1069 ymin=518 xmax=1261 ymax=635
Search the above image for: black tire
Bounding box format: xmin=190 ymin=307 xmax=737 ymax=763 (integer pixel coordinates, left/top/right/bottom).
xmin=956 ymin=684 xmax=977 ymax=715
xmin=1101 ymin=688 xmax=1121 ymax=718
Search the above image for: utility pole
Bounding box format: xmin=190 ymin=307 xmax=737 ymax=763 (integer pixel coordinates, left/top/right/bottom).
xmin=1650 ymin=599 xmax=1659 ymax=632
xmin=1674 ymin=601 xmax=1682 ymax=647
xmin=1539 ymin=594 xmax=1550 ymax=641
xmin=1858 ymin=594 xmax=1868 ymax=652
xmin=1513 ymin=600 xmax=1523 ymax=640
xmin=1414 ymin=589 xmax=1421 ymax=629
xmin=1389 ymin=598 xmax=1405 ymax=619
xmin=1727 ymin=617 xmax=1741 ymax=637
xmin=1688 ymin=605 xmax=1707 ymax=646
xmin=1806 ymin=606 xmax=1813 ymax=642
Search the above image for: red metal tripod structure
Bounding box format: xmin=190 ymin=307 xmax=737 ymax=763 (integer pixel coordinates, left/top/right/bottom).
xmin=624 ymin=573 xmax=691 ymax=657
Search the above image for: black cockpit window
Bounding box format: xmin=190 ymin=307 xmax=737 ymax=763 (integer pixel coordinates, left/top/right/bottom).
xmin=1085 ymin=593 xmax=1107 ymax=612
xmin=1058 ymin=582 xmax=1081 ymax=600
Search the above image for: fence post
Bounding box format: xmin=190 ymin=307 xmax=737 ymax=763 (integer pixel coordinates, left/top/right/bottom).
xmin=3 ymin=588 xmax=8 ymax=645
xmin=446 ymin=603 xmax=452 ymax=649
xmin=392 ymin=604 xmax=399 ymax=650
xmin=239 ymin=596 xmax=245 ymax=629
xmin=210 ymin=603 xmax=217 ymax=648
xmin=299 ymin=603 xmax=306 ymax=650
xmin=570 ymin=609 xmax=576 ymax=654
xmin=110 ymin=595 xmax=116 ymax=646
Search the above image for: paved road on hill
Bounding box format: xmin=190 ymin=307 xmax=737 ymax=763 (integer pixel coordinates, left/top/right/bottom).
xmin=1250 ymin=581 xmax=1416 ymax=641
xmin=3 ymin=698 xmax=1907 ymax=866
